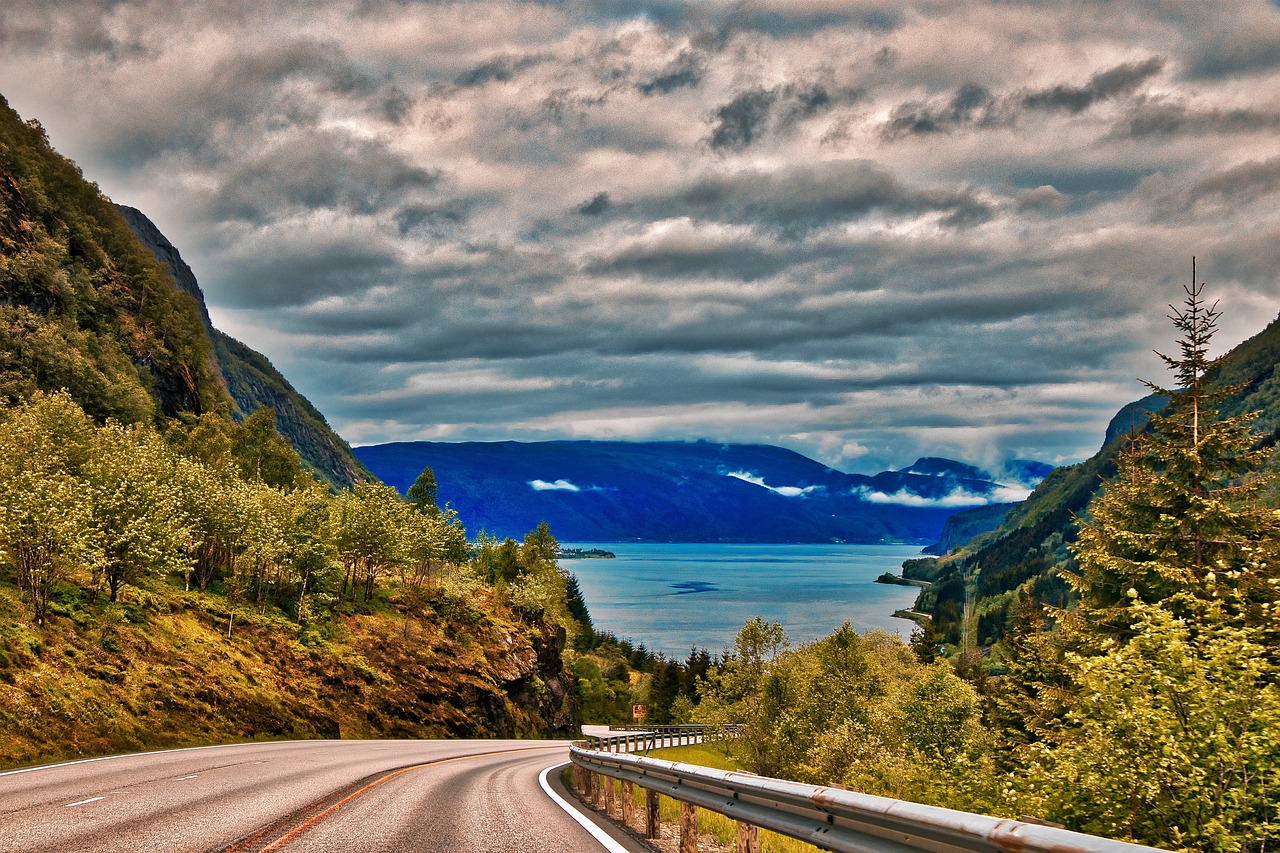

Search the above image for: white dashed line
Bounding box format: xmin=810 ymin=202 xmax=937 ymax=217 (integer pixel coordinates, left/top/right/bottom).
xmin=65 ymin=797 xmax=105 ymax=808
xmin=176 ymin=775 xmax=199 ymax=780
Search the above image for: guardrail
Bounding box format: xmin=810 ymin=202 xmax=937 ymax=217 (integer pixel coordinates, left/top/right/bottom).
xmin=585 ymin=724 xmax=730 ymax=753
xmin=569 ymin=744 xmax=1162 ymax=853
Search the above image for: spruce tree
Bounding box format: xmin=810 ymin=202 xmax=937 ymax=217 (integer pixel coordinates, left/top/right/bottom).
xmin=1067 ymin=259 xmax=1280 ymax=636
xmin=1009 ymin=262 xmax=1280 ymax=847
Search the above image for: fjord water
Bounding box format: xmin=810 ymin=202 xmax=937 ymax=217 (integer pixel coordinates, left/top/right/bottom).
xmin=564 ymin=542 xmax=924 ymax=657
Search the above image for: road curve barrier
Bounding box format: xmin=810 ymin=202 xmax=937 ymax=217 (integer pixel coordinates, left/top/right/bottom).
xmin=581 ymin=724 xmax=722 ymax=753
xmin=568 ymin=743 xmax=1163 ymax=853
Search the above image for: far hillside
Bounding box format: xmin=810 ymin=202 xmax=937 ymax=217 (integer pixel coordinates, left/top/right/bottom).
xmin=356 ymin=440 xmax=1049 ymax=543
xmin=918 ymin=307 xmax=1280 ymax=657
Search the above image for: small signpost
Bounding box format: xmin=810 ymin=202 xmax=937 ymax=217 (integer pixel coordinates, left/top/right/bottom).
xmin=632 ymin=704 xmax=646 ymax=720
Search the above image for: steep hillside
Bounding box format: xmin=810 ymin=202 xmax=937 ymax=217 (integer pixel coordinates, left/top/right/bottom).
xmin=920 ymin=315 xmax=1280 ymax=654
xmin=0 ymin=581 xmax=573 ymax=769
xmin=116 ymin=205 xmax=370 ymax=488
xmin=0 ymin=96 xmax=576 ymax=767
xmin=0 ymin=98 xmax=225 ymax=422
xmin=356 ymin=440 xmax=1046 ymax=543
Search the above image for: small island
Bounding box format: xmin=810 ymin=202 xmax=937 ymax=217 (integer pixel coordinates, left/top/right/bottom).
xmin=558 ymin=547 xmax=617 ymax=559
xmin=874 ymin=571 xmax=930 ymax=587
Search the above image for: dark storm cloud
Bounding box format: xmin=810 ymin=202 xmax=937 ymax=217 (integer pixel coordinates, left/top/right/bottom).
xmin=207 ymin=130 xmax=442 ymax=223
xmin=215 ymin=239 xmax=399 ymax=309
xmin=1112 ymin=99 xmax=1280 ymax=139
xmin=637 ymin=50 xmax=704 ymax=95
xmin=1189 ymin=157 xmax=1280 ymax=206
xmin=708 ymin=82 xmax=854 ymax=150
xmin=577 ymin=192 xmax=611 ymax=215
xmin=658 ymin=160 xmax=994 ymax=231
xmin=586 ymin=241 xmax=796 ymax=281
xmin=883 ymin=58 xmax=1164 ymax=140
xmin=1021 ymin=57 xmax=1164 ymax=114
xmin=84 ymin=38 xmax=402 ymax=169
xmin=455 ymin=53 xmax=549 ymax=87
xmin=882 ymin=83 xmax=1000 ymax=139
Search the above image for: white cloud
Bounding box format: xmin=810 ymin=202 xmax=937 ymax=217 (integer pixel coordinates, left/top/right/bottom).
xmin=529 ymin=478 xmax=582 ymax=492
xmin=855 ymin=486 xmax=991 ymax=508
xmin=991 ymin=484 xmax=1034 ymax=503
xmin=726 ymin=471 xmax=823 ymax=497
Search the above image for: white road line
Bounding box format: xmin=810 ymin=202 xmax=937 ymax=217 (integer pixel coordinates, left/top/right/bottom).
xmin=65 ymin=797 xmax=105 ymax=808
xmin=175 ymin=775 xmax=199 ymax=780
xmin=0 ymin=741 xmax=298 ymax=777
xmin=538 ymin=762 xmax=629 ymax=853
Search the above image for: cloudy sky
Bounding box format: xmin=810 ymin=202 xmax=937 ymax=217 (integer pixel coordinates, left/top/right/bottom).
xmin=3 ymin=1 xmax=1279 ymax=475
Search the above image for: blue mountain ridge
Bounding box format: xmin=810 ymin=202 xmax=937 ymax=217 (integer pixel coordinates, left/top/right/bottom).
xmin=354 ymin=440 xmax=1049 ymax=544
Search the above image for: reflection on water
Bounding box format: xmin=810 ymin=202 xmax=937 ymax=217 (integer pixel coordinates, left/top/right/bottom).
xmin=563 ymin=542 xmax=925 ymax=657
xmin=669 ymin=581 xmax=719 ymax=595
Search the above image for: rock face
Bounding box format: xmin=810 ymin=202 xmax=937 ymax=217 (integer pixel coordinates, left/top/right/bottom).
xmin=116 ymin=205 xmax=371 ymax=488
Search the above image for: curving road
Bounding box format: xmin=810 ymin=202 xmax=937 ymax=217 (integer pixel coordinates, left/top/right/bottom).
xmin=0 ymin=739 xmax=644 ymax=852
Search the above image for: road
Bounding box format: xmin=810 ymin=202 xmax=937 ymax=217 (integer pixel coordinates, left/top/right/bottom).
xmin=0 ymin=739 xmax=645 ymax=852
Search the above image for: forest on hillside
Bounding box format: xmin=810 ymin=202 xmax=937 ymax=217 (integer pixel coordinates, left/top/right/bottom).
xmin=691 ymin=280 xmax=1278 ymax=851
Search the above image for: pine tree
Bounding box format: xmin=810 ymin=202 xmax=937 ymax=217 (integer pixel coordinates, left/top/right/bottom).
xmin=1067 ymin=259 xmax=1280 ymax=636
xmin=1009 ymin=262 xmax=1280 ymax=847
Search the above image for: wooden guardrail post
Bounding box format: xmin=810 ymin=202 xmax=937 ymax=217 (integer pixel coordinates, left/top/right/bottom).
xmin=592 ymin=771 xmax=605 ymax=808
xmin=736 ymin=821 xmax=760 ymax=853
xmin=680 ymin=801 xmax=699 ymax=853
xmin=604 ymin=775 xmax=616 ymax=816
xmin=645 ymin=789 xmax=660 ymax=839
xmin=622 ymin=780 xmax=636 ymax=828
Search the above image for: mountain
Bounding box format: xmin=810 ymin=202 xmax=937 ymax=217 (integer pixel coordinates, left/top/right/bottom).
xmin=115 ymin=205 xmax=370 ymax=488
xmin=0 ymin=94 xmax=366 ymax=487
xmin=0 ymin=95 xmax=577 ymax=763
xmin=919 ymin=312 xmax=1280 ymax=653
xmin=355 ymin=440 xmax=1047 ymax=543
xmin=922 ymin=502 xmax=1018 ymax=555
xmin=0 ymin=103 xmax=224 ymax=423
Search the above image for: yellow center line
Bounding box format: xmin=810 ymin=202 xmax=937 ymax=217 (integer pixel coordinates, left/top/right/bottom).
xmin=258 ymin=744 xmax=566 ymax=852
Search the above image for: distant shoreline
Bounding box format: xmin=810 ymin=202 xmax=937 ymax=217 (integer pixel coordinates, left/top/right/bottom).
xmin=558 ymin=547 xmax=616 ymax=559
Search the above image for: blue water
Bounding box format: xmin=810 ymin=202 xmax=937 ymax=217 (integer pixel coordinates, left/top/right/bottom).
xmin=563 ymin=542 xmax=924 ymax=657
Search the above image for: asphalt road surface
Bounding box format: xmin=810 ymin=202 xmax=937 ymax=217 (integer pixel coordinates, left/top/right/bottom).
xmin=0 ymin=739 xmax=646 ymax=852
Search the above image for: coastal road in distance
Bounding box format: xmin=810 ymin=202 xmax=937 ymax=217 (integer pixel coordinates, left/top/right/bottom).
xmin=1 ymin=738 xmax=645 ymax=852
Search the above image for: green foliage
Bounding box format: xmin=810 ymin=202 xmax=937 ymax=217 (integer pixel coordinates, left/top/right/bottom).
xmin=0 ymin=99 xmax=225 ymax=422
xmin=1015 ymin=599 xmax=1280 ymax=848
xmin=407 ymin=465 xmax=440 ymax=515
xmin=695 ymin=618 xmax=997 ymax=811
xmin=999 ymin=274 xmax=1280 ymax=849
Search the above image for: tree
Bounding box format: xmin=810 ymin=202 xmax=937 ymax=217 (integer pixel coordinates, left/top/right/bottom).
xmin=84 ymin=422 xmax=191 ymax=603
xmin=1009 ymin=263 xmax=1280 ymax=848
xmin=1067 ymin=261 xmax=1280 ymax=636
xmin=0 ymin=392 xmax=101 ymax=625
xmin=332 ymin=482 xmax=408 ymax=603
xmin=407 ymin=465 xmax=440 ymax=516
xmin=233 ymin=407 xmax=307 ymax=489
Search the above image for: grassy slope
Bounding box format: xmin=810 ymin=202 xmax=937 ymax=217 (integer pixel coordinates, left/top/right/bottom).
xmin=0 ymin=578 xmax=575 ymax=770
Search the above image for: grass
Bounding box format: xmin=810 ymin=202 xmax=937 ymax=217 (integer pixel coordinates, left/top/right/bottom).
xmin=0 ymin=574 xmax=572 ymax=770
xmin=576 ymin=741 xmax=824 ymax=853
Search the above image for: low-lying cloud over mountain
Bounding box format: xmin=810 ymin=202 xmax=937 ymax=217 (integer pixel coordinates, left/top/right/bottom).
xmin=5 ymin=1 xmax=1279 ymax=473
xmin=356 ymin=440 xmax=1048 ymax=543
